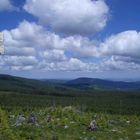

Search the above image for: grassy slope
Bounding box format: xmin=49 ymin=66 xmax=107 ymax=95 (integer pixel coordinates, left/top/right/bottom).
xmin=0 ymin=75 xmax=140 ymax=139
xmin=0 ymin=75 xmax=140 ymax=115
xmin=0 ymin=90 xmax=140 ymax=115
xmin=1 ymin=106 xmax=140 ymax=140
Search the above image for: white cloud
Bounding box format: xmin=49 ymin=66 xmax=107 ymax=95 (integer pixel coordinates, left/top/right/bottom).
xmin=2 ymin=20 xmax=140 ymax=72
xmin=65 ymin=36 xmax=99 ymax=58
xmin=11 ymin=66 xmax=34 ymax=71
xmin=1 ymin=56 xmax=38 ymax=66
xmin=100 ymin=31 xmax=140 ymax=58
xmin=24 ymin=0 xmax=109 ymax=35
xmin=5 ymin=47 xmax=36 ymax=56
xmin=56 ymin=58 xmax=88 ymax=71
xmin=2 ymin=0 xmax=140 ymax=74
xmin=96 ymin=30 xmax=140 ymax=71
xmin=93 ymin=30 xmax=140 ymax=71
xmin=1 ymin=20 xmax=99 ymax=71
xmin=39 ymin=58 xmax=98 ymax=72
xmin=0 ymin=0 xmax=15 ymax=11
xmin=41 ymin=50 xmax=66 ymax=62
xmin=100 ymin=56 xmax=140 ymax=71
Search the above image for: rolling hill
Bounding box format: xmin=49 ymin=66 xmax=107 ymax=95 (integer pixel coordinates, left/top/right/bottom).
xmin=0 ymin=74 xmax=53 ymax=94
xmin=1 ymin=75 xmax=140 ymax=94
xmin=0 ymin=74 xmax=81 ymax=96
xmin=65 ymin=77 xmax=140 ymax=90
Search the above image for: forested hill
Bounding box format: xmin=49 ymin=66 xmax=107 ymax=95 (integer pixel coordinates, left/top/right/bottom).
xmin=65 ymin=77 xmax=140 ymax=90
xmin=0 ymin=75 xmax=80 ymax=95
xmin=1 ymin=75 xmax=140 ymax=94
xmin=0 ymin=74 xmax=52 ymax=94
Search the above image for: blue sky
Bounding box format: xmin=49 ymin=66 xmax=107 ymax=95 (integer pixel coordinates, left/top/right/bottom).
xmin=1 ymin=0 xmax=140 ymax=36
xmin=0 ymin=0 xmax=140 ymax=79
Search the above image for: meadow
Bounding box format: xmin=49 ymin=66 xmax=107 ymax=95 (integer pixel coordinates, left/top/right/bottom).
xmin=0 ymin=75 xmax=140 ymax=140
xmin=0 ymin=90 xmax=140 ymax=140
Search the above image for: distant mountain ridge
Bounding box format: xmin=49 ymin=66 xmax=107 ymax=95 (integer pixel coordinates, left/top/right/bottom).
xmin=65 ymin=77 xmax=140 ymax=90
xmin=0 ymin=75 xmax=140 ymax=91
xmin=0 ymin=74 xmax=55 ymax=94
xmin=0 ymin=74 xmax=80 ymax=95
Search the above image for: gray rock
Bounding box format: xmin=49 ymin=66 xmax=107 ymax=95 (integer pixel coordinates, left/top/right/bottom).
xmin=87 ymin=120 xmax=97 ymax=131
xmin=28 ymin=113 xmax=38 ymax=125
xmin=14 ymin=114 xmax=26 ymax=126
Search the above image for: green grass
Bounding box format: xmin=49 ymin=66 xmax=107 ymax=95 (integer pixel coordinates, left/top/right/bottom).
xmin=0 ymin=90 xmax=140 ymax=139
xmin=0 ymin=91 xmax=140 ymax=115
xmin=1 ymin=106 xmax=140 ymax=140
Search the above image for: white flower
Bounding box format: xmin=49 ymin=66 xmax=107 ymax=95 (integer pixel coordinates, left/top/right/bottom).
xmin=136 ymin=131 xmax=140 ymax=135
xmin=57 ymin=118 xmax=60 ymax=121
xmin=9 ymin=115 xmax=15 ymax=118
xmin=83 ymin=131 xmax=86 ymax=134
xmin=64 ymin=125 xmax=69 ymax=129
xmin=70 ymin=121 xmax=75 ymax=124
xmin=126 ymin=121 xmax=130 ymax=124
xmin=111 ymin=129 xmax=118 ymax=132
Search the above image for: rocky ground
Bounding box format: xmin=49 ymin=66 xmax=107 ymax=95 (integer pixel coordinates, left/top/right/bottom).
xmin=1 ymin=106 xmax=140 ymax=140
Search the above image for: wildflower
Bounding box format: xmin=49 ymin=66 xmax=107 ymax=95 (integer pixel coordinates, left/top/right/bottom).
xmin=70 ymin=121 xmax=75 ymax=124
xmin=136 ymin=131 xmax=140 ymax=135
xmin=83 ymin=131 xmax=86 ymax=134
xmin=111 ymin=128 xmax=118 ymax=132
xmin=64 ymin=125 xmax=69 ymax=129
xmin=126 ymin=121 xmax=130 ymax=124
xmin=9 ymin=114 xmax=15 ymax=119
xmin=56 ymin=118 xmax=60 ymax=121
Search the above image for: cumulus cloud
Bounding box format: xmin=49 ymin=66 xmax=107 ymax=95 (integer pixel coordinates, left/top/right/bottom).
xmin=100 ymin=56 xmax=140 ymax=72
xmin=1 ymin=20 xmax=99 ymax=71
xmin=41 ymin=50 xmax=66 ymax=62
xmin=24 ymin=0 xmax=109 ymax=35
xmin=65 ymin=36 xmax=99 ymax=58
xmin=0 ymin=0 xmax=15 ymax=11
xmin=5 ymin=47 xmax=36 ymax=56
xmin=39 ymin=58 xmax=98 ymax=72
xmin=0 ymin=56 xmax=38 ymax=70
xmin=1 ymin=19 xmax=140 ymax=73
xmin=100 ymin=31 xmax=140 ymax=58
xmin=2 ymin=56 xmax=38 ymax=66
xmin=97 ymin=31 xmax=140 ymax=71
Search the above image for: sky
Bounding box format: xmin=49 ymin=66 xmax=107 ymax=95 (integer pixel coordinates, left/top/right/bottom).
xmin=0 ymin=0 xmax=140 ymax=79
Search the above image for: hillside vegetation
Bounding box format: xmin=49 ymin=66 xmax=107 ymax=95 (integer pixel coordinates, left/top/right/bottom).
xmin=0 ymin=75 xmax=140 ymax=139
